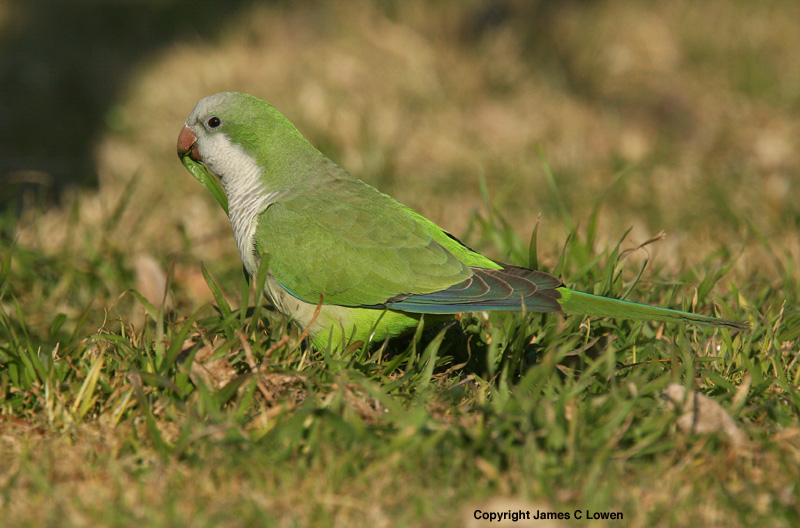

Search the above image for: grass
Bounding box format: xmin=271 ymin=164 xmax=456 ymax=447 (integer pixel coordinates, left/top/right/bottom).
xmin=2 ymin=0 xmax=800 ymax=526
xmin=2 ymin=188 xmax=797 ymax=527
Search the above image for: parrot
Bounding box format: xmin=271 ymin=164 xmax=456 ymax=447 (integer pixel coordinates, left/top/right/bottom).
xmin=177 ymin=92 xmax=747 ymax=351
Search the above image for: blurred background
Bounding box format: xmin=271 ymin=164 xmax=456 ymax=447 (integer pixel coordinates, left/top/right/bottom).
xmin=3 ymin=0 xmax=799 ymax=315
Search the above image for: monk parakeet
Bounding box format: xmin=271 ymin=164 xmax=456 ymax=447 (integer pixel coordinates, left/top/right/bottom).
xmin=177 ymin=92 xmax=746 ymax=350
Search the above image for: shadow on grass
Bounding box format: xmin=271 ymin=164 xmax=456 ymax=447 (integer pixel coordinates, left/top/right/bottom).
xmin=0 ymin=0 xmax=261 ymax=208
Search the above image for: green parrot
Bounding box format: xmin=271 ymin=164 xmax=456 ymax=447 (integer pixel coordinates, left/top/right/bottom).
xmin=177 ymin=92 xmax=747 ymax=350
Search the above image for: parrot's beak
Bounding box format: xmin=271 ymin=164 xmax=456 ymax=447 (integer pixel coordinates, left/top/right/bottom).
xmin=177 ymin=126 xmax=202 ymax=162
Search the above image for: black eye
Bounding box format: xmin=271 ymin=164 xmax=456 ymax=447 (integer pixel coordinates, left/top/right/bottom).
xmin=207 ymin=116 xmax=221 ymax=128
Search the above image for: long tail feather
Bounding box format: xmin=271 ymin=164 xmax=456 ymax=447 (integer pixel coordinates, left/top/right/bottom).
xmin=386 ymin=264 xmax=747 ymax=331
xmin=557 ymin=288 xmax=748 ymax=331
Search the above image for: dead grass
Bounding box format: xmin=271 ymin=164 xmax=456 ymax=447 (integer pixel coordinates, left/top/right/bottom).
xmin=12 ymin=1 xmax=797 ymax=284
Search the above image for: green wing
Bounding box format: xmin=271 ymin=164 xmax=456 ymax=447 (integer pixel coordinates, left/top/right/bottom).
xmin=253 ymin=178 xmax=501 ymax=307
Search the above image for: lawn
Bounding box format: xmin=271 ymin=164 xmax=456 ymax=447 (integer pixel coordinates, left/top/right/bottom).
xmin=1 ymin=1 xmax=799 ymax=526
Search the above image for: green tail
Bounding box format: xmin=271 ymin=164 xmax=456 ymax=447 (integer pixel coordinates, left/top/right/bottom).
xmin=556 ymin=288 xmax=748 ymax=331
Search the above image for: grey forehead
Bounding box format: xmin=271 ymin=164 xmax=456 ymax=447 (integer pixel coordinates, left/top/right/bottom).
xmin=186 ymin=92 xmax=236 ymax=123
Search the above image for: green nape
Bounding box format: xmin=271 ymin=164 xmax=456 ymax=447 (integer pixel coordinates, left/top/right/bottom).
xmin=556 ymin=288 xmax=748 ymax=331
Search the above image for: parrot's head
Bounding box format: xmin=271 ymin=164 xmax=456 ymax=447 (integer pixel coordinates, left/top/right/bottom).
xmin=178 ymin=92 xmax=310 ymax=215
xmin=178 ymin=92 xmax=265 ymax=182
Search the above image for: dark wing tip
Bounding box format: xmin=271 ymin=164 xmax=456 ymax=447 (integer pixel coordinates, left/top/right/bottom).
xmin=386 ymin=265 xmax=563 ymax=314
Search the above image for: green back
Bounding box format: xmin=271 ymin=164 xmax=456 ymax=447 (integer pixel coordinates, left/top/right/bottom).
xmin=253 ymin=170 xmax=501 ymax=307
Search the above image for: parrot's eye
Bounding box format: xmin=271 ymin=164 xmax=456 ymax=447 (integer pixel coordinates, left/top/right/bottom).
xmin=206 ymin=116 xmax=221 ymax=128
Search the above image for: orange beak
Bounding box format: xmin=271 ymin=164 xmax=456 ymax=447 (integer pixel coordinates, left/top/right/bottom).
xmin=177 ymin=126 xmax=201 ymax=162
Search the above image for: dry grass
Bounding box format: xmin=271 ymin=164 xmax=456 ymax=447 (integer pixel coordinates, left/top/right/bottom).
xmin=15 ymin=0 xmax=799 ymax=287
